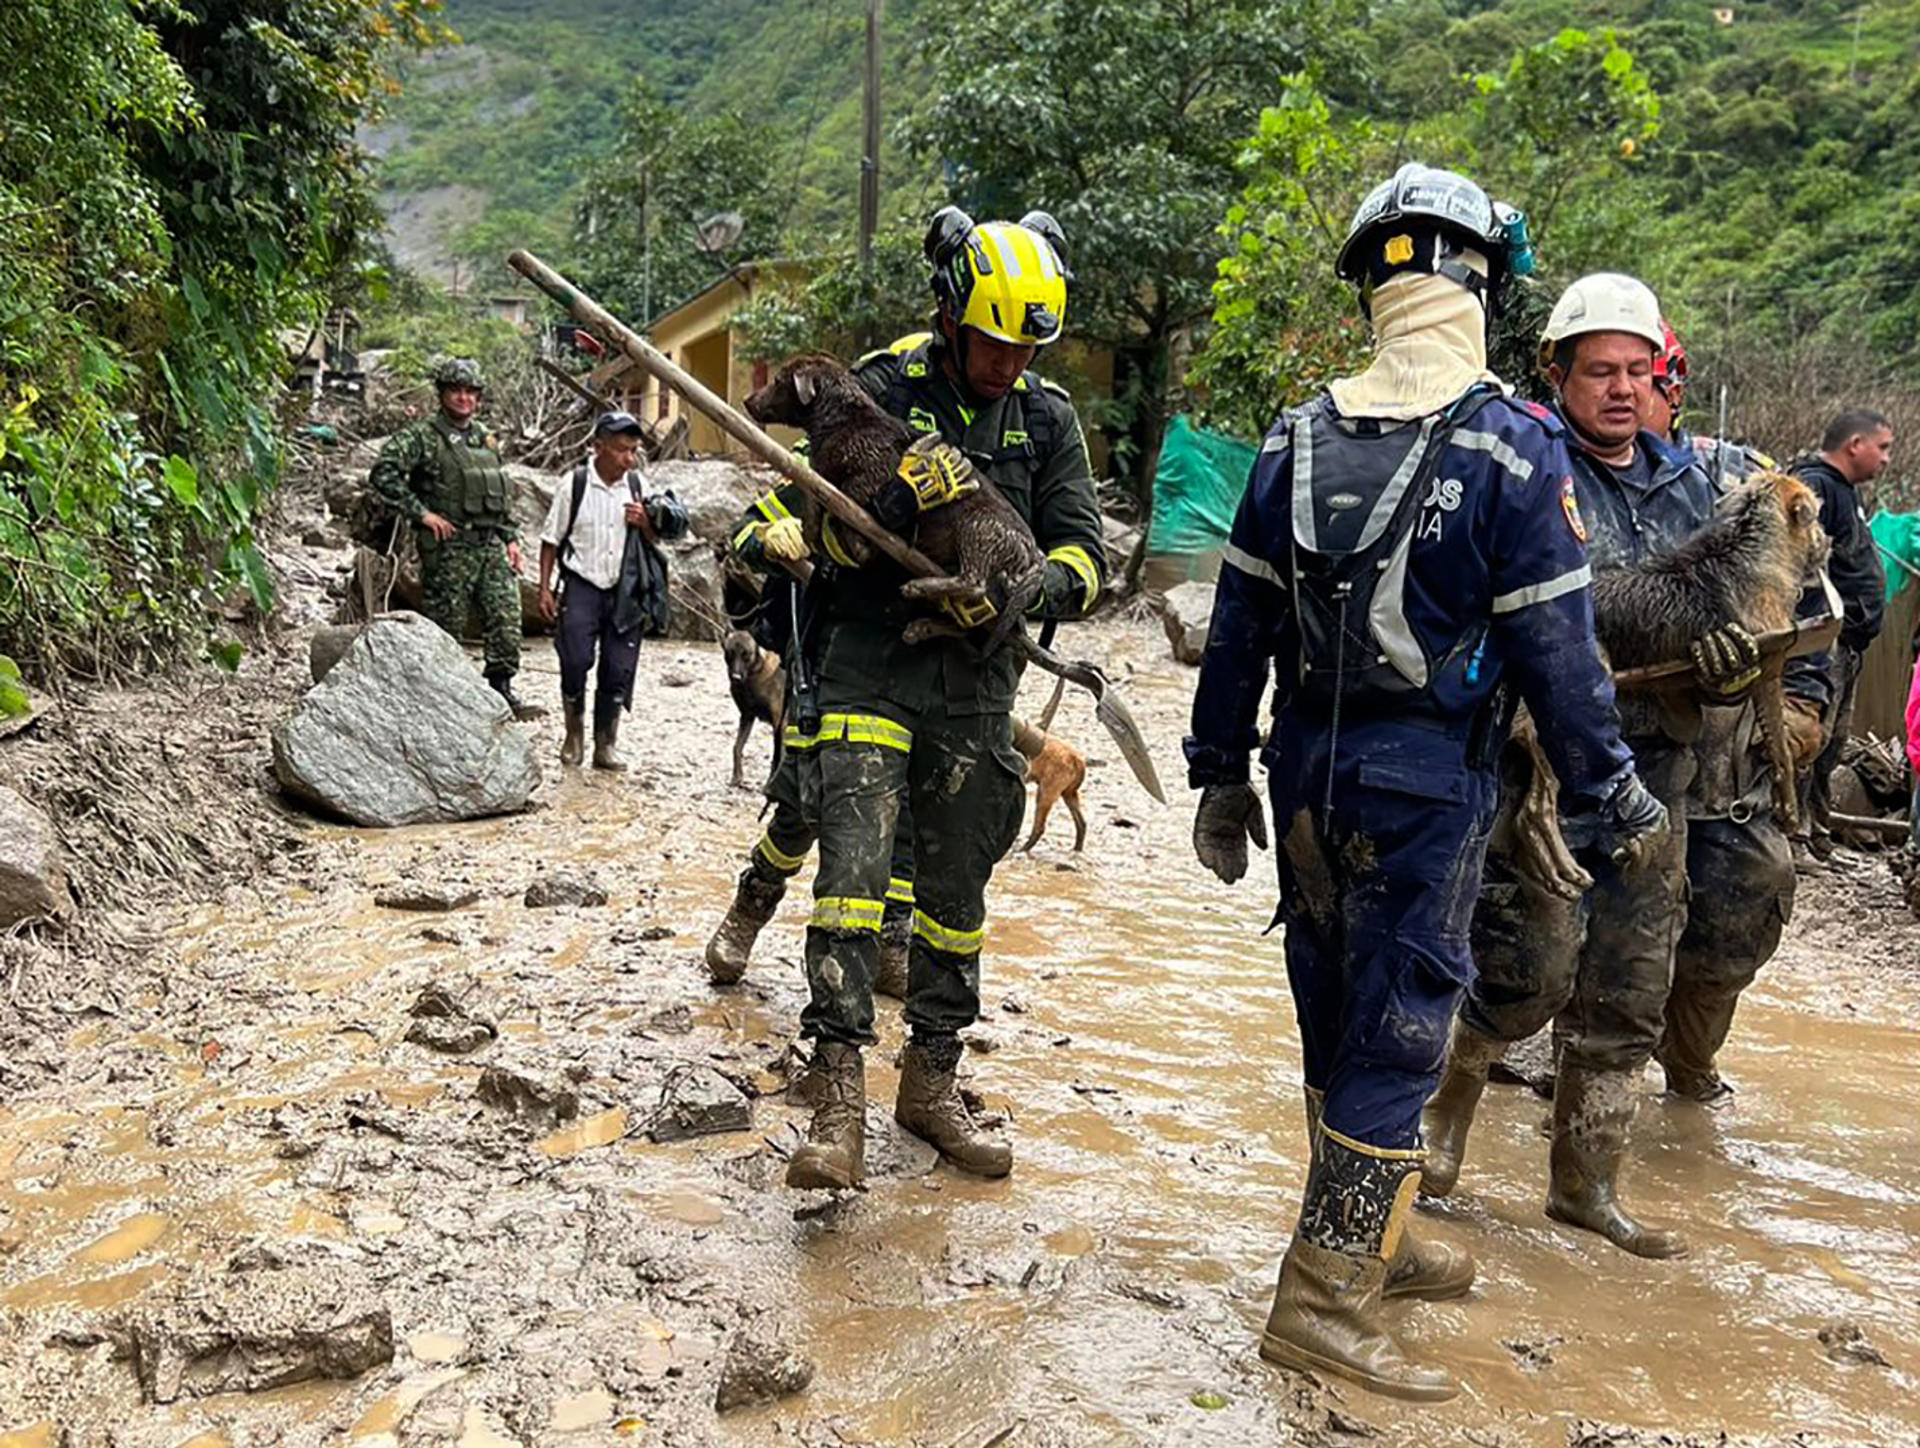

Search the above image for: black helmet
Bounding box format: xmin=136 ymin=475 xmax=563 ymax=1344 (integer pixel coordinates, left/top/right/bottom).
xmin=1336 ymin=163 xmax=1531 ymax=312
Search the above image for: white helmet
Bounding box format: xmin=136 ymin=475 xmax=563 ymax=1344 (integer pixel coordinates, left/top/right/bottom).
xmin=1538 ymin=273 xmax=1664 ymax=370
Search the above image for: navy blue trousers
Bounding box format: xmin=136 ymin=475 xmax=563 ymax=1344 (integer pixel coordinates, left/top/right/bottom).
xmin=555 ymin=570 xmax=641 ymax=725
xmin=1268 ymin=721 xmax=1498 ymax=1151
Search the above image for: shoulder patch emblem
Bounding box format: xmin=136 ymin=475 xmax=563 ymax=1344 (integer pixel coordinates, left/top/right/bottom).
xmin=1560 ymin=476 xmax=1589 ymax=544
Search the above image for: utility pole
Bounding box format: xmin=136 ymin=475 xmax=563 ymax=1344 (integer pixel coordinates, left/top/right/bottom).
xmin=858 ymin=0 xmax=883 ymax=269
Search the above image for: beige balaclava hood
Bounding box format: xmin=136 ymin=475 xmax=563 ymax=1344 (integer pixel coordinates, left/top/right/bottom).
xmin=1327 ymin=270 xmax=1502 ymax=422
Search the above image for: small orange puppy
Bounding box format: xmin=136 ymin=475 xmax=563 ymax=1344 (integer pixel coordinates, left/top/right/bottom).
xmin=1011 ymin=679 xmax=1087 ymax=852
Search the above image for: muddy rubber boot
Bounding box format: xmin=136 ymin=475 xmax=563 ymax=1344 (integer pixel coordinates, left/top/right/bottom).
xmin=704 ymin=860 xmax=788 ymax=986
xmin=591 ymin=715 xmax=627 ymax=772
xmin=488 ymin=672 xmax=545 ymax=721
xmin=1545 ymin=1063 xmax=1687 ymax=1259
xmin=1303 ymin=1088 xmax=1472 ymax=1303
xmin=1259 ymin=1134 xmax=1459 ymax=1403
xmin=1420 ymin=1020 xmax=1507 ymax=1199
xmin=786 ymin=1041 xmax=866 ymax=1190
xmin=560 ymin=696 xmax=585 ymax=767
xmin=896 ymin=1033 xmax=1011 ymax=1177
xmin=874 ymin=915 xmax=910 ymax=1000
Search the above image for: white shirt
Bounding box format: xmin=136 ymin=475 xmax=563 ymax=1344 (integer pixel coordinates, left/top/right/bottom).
xmin=541 ymin=462 xmax=635 ymax=591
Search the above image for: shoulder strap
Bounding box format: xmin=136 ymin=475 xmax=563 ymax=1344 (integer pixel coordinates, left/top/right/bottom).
xmin=558 ymin=463 xmax=589 ymax=563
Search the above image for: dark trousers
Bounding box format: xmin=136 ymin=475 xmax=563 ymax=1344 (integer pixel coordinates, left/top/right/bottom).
xmin=555 ymin=571 xmax=641 ymax=725
xmin=1270 ymin=724 xmax=1498 ymax=1151
xmin=1799 ymin=643 xmax=1863 ymax=843
xmin=759 ymin=740 xmax=916 ymax=919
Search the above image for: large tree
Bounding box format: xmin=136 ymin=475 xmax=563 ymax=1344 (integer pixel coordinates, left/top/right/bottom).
xmin=903 ymin=0 xmax=1360 ymax=510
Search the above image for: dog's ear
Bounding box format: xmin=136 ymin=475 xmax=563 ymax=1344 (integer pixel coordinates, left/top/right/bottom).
xmin=792 ymin=368 xmax=816 ymax=407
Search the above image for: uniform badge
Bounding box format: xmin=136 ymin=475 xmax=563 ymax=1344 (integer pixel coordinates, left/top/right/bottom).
xmin=1560 ymin=476 xmax=1589 ymax=543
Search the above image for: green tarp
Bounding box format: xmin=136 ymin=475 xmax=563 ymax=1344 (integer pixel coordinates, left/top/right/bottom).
xmin=1148 ymin=414 xmax=1256 ymax=557
xmin=1871 ymin=511 xmax=1920 ymax=600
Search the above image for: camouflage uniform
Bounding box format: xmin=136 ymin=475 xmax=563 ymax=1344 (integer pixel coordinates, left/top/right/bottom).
xmin=370 ymin=413 xmax=523 ymax=680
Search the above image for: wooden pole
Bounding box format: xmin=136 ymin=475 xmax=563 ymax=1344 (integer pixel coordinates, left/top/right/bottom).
xmin=858 ymin=0 xmax=883 ymax=270
xmin=508 ymin=249 xmax=943 ymax=580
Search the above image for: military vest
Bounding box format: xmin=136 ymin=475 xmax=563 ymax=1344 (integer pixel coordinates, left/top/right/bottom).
xmin=432 ymin=419 xmax=511 ymax=530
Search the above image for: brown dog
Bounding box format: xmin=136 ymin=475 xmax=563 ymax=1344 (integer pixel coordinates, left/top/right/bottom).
xmin=722 ymin=629 xmax=785 ymax=789
xmin=1010 ymin=678 xmax=1087 ymax=852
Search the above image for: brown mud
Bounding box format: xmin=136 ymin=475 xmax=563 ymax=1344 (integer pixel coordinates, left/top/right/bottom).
xmin=3 ymin=618 xmax=1919 ymax=1447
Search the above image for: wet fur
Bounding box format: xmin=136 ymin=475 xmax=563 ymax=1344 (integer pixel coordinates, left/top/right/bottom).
xmin=722 ymin=629 xmax=785 ymax=790
xmin=745 ymin=354 xmax=1047 ymax=651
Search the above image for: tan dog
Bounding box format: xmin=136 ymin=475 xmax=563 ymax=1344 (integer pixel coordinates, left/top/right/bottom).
xmin=1011 ymin=678 xmax=1088 ymax=852
xmin=722 ymin=629 xmax=785 ymax=790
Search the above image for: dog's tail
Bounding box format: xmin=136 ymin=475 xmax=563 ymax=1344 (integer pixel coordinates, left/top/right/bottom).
xmin=986 ymin=558 xmax=1049 ymax=655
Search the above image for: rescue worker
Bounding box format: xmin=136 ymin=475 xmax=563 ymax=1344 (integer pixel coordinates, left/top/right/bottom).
xmin=1420 ymin=274 xmax=1775 ymax=1257
xmin=1642 ymin=318 xmax=1773 ymax=484
xmin=1789 ymin=409 xmax=1895 ymax=864
xmin=779 ymin=208 xmax=1105 ymax=1191
xmin=1186 ymin=167 xmax=1665 ymax=1403
xmin=370 ymin=357 xmax=541 ymax=719
xmin=704 ymin=486 xmax=917 ymax=1000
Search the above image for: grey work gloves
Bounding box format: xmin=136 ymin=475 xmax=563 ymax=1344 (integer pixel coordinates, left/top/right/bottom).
xmin=1194 ymin=783 xmax=1269 ymax=884
xmin=1691 ymin=621 xmax=1762 ymax=697
xmin=1595 ymin=774 xmax=1671 ymax=871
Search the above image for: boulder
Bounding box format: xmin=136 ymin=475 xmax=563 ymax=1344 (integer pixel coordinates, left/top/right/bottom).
xmin=0 ymin=785 xmax=73 ymax=927
xmin=665 ymin=539 xmax=729 ymax=642
xmin=271 ymin=612 xmax=539 ymax=827
xmin=1159 ymin=581 xmax=1215 ymax=665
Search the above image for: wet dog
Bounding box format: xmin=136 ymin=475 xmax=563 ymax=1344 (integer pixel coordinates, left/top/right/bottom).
xmin=744 ymin=353 xmax=1046 ymax=648
xmin=722 ymin=629 xmax=785 ymax=789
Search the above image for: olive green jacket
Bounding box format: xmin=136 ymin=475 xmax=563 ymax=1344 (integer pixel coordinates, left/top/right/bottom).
xmin=369 ymin=413 xmax=518 ymax=547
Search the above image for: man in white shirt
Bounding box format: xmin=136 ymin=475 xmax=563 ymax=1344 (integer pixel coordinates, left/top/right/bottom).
xmin=538 ymin=411 xmax=688 ymax=769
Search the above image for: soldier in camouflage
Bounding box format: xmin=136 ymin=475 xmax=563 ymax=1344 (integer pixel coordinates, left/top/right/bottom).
xmin=370 ymin=357 xmax=541 ymax=719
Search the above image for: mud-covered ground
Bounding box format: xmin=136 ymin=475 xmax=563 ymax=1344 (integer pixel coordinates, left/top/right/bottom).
xmin=3 ymin=612 xmax=1919 ymax=1448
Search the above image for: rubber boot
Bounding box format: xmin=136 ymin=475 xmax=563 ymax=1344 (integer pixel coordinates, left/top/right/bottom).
xmin=895 ymin=1033 xmax=1011 ymax=1177
xmin=786 ymin=1041 xmax=866 ymax=1190
xmin=488 ymin=672 xmax=545 ymax=721
xmin=1419 ymin=1020 xmax=1508 ymax=1198
xmin=560 ymin=696 xmax=585 ymax=767
xmin=591 ymin=714 xmax=626 ymax=772
xmin=1545 ymin=1063 xmax=1687 ymax=1259
xmin=704 ymin=859 xmax=788 ymax=986
xmin=1304 ymin=1089 xmax=1472 ymax=1303
xmin=874 ymin=914 xmax=910 ymax=1000
xmin=1259 ymin=1132 xmax=1459 ymax=1403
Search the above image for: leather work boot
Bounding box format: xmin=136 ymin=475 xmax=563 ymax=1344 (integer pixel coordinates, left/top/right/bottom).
xmin=1303 ymin=1089 xmax=1472 ymax=1303
xmin=895 ymin=1033 xmax=1011 ymax=1177
xmin=591 ymin=715 xmax=626 ymax=772
xmin=560 ymin=695 xmax=585 ymax=767
xmin=1420 ymin=1020 xmax=1508 ymax=1198
xmin=1546 ymin=1063 xmax=1687 ymax=1259
xmin=786 ymin=1041 xmax=866 ymax=1190
xmin=874 ymin=915 xmax=911 ymax=1000
xmin=488 ymin=672 xmax=545 ymax=721
xmin=1260 ymin=1132 xmax=1459 ymax=1403
xmin=704 ymin=860 xmax=788 ymax=986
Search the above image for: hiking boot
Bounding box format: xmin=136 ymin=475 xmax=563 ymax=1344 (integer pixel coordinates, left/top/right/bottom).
xmin=895 ymin=1033 xmax=1011 ymax=1177
xmin=488 ymin=672 xmax=545 ymax=721
xmin=786 ymin=1041 xmax=865 ymax=1190
xmin=874 ymin=915 xmax=910 ymax=1000
xmin=560 ymin=695 xmax=585 ymax=767
xmin=1662 ymin=1067 xmax=1735 ymax=1108
xmin=1259 ymin=1132 xmax=1458 ymax=1403
xmin=1303 ymin=1088 xmax=1472 ymax=1303
xmin=1420 ymin=1020 xmax=1507 ymax=1199
xmin=1546 ymin=1063 xmax=1687 ymax=1259
xmin=704 ymin=860 xmax=788 ymax=986
xmin=592 ymin=715 xmax=626 ymax=771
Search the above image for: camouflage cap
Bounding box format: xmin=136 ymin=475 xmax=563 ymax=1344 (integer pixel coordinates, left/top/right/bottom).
xmin=430 ymin=355 xmax=486 ymax=391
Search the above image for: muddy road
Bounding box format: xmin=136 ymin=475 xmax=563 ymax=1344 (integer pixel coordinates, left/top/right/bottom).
xmin=3 ymin=617 xmax=1917 ymax=1447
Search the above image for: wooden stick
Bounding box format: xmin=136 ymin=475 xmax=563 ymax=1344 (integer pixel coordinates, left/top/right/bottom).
xmin=1828 ymin=810 xmax=1913 ymax=839
xmin=509 ymin=249 xmax=944 ymax=581
xmin=1612 ymin=615 xmax=1840 ymax=691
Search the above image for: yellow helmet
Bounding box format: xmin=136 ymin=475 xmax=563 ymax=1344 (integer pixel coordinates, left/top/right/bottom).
xmin=925 ymin=207 xmax=1069 ymax=346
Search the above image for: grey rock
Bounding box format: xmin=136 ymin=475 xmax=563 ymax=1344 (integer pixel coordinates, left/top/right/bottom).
xmin=126 ymin=1255 xmax=393 ymax=1404
xmin=376 ymin=881 xmax=481 ymax=912
xmin=523 ymin=871 xmax=608 ymax=908
xmin=272 ymin=613 xmax=538 ymax=828
xmin=1159 ymin=581 xmax=1215 ymax=665
xmin=309 ymin=623 xmax=364 ymax=683
xmin=664 ymin=538 xmax=727 ymax=642
xmin=713 ymin=1325 xmax=814 ymax=1412
xmin=0 ymin=784 xmax=73 ymax=928
xmin=475 ymin=1065 xmax=579 ymax=1129
xmin=648 ymin=1064 xmax=752 ymax=1142
xmin=404 ymin=978 xmax=496 ymax=1055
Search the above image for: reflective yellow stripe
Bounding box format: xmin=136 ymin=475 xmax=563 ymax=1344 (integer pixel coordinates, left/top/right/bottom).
xmin=782 ymin=712 xmax=913 ymax=753
xmin=885 ymin=876 xmax=915 ymax=905
xmin=753 ymin=491 xmax=793 ymax=524
xmin=811 ymin=896 xmax=885 ymax=932
xmin=912 ymin=908 xmax=985 ymax=956
xmin=820 ymin=515 xmax=859 ymax=567
xmin=1047 ymin=544 xmax=1101 ymax=610
xmin=731 ymin=520 xmax=761 ymax=552
xmin=1320 ymin=1123 xmax=1426 ymax=1162
xmin=755 ymin=833 xmax=809 ymax=873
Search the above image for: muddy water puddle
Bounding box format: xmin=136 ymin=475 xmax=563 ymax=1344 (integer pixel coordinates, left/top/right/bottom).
xmin=4 ymin=631 xmax=1918 ymax=1445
